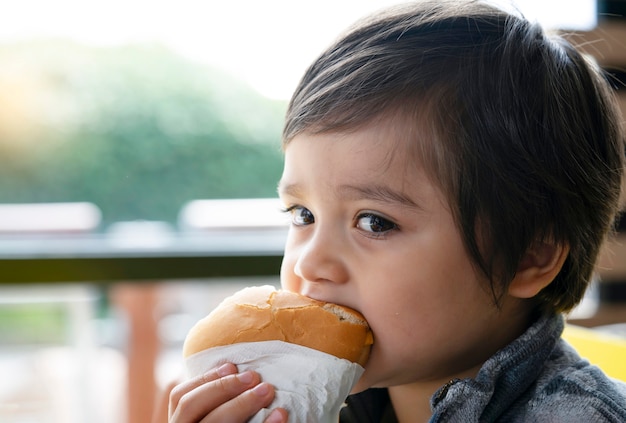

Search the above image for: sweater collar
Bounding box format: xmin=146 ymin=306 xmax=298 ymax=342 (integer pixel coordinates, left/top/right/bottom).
xmin=430 ymin=313 xmax=564 ymax=421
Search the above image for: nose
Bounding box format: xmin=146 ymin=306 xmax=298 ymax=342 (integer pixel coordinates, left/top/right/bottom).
xmin=291 ymin=223 xmax=349 ymax=285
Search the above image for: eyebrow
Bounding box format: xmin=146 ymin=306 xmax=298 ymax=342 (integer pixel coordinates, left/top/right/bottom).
xmin=338 ymin=184 xmax=421 ymax=209
xmin=277 ymin=181 xmax=303 ymax=199
xmin=278 ymin=181 xmax=421 ymax=210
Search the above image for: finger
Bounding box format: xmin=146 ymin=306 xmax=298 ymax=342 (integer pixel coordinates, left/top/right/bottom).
xmin=171 ymin=371 xmax=263 ymax=423
xmin=169 ymin=363 xmax=237 ymax=419
xmin=263 ymin=408 xmax=289 ymax=423
xmin=202 ymin=381 xmax=277 ymax=423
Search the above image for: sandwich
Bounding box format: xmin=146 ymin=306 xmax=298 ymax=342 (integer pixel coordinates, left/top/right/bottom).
xmin=183 ymin=285 xmax=373 ymax=365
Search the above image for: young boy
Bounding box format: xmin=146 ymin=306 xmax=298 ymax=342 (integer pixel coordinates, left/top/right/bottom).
xmin=167 ymin=1 xmax=626 ymax=421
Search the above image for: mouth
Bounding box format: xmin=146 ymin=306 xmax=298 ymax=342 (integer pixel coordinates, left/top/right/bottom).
xmin=298 ymin=289 xmax=360 ymax=313
xmin=288 ymin=285 xmax=371 ymax=329
xmin=298 ymin=289 xmax=371 ymax=326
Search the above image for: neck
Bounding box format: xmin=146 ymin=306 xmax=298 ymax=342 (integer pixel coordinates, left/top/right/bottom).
xmin=387 ymin=304 xmax=536 ymax=422
xmin=388 ymin=362 xmax=483 ymax=423
xmin=388 ymin=383 xmax=434 ymax=423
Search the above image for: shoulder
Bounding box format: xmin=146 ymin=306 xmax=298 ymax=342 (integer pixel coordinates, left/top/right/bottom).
xmin=505 ymin=339 xmax=626 ymax=422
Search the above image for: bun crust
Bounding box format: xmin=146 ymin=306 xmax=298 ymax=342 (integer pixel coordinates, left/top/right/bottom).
xmin=183 ymin=286 xmax=373 ymax=366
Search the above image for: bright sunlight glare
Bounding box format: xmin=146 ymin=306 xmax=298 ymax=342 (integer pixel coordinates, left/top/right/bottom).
xmin=0 ymin=0 xmax=596 ymax=100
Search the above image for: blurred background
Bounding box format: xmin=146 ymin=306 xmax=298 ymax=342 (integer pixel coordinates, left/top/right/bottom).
xmin=0 ymin=1 xmax=624 ymax=422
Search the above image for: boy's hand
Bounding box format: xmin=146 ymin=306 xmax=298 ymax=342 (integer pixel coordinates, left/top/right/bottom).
xmin=167 ymin=363 xmax=288 ymax=423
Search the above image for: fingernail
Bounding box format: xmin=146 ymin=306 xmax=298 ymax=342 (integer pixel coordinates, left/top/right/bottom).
xmin=252 ymin=382 xmax=270 ymax=396
xmin=237 ymin=371 xmax=254 ymax=384
xmin=216 ymin=363 xmax=235 ymax=377
xmin=265 ymin=409 xmax=284 ymax=423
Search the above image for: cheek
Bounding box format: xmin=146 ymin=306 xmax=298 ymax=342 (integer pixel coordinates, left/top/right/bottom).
xmin=364 ymin=293 xmax=416 ymax=337
xmin=279 ymin=251 xmax=298 ymax=291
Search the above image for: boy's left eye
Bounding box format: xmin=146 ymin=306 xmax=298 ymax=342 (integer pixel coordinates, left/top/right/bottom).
xmin=356 ymin=213 xmax=397 ymax=233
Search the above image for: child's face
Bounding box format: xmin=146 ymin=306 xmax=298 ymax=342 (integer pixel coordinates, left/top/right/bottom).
xmin=278 ymin=121 xmax=527 ymax=392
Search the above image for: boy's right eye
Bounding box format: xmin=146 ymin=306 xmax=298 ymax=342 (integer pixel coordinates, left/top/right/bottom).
xmin=286 ymin=206 xmax=315 ymax=226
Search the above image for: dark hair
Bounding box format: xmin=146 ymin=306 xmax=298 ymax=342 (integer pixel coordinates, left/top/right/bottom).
xmin=283 ymin=0 xmax=625 ymax=313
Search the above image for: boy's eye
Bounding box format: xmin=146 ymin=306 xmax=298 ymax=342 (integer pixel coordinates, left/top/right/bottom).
xmin=288 ymin=206 xmax=315 ymax=226
xmin=356 ymin=213 xmax=397 ymax=233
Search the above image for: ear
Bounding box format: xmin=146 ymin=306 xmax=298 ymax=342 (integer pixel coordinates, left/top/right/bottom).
xmin=508 ymin=241 xmax=570 ymax=299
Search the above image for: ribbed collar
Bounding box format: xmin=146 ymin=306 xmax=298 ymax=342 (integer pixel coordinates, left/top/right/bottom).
xmin=429 ymin=313 xmax=564 ymax=422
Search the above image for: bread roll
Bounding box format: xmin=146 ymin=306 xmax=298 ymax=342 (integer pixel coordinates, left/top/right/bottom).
xmin=183 ymin=285 xmax=373 ymax=366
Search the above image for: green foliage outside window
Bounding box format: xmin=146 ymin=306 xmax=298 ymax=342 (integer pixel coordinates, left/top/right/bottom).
xmin=0 ymin=40 xmax=286 ymax=228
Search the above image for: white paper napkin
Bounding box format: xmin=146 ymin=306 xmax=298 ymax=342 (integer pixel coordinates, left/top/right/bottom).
xmin=185 ymin=340 xmax=365 ymax=423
